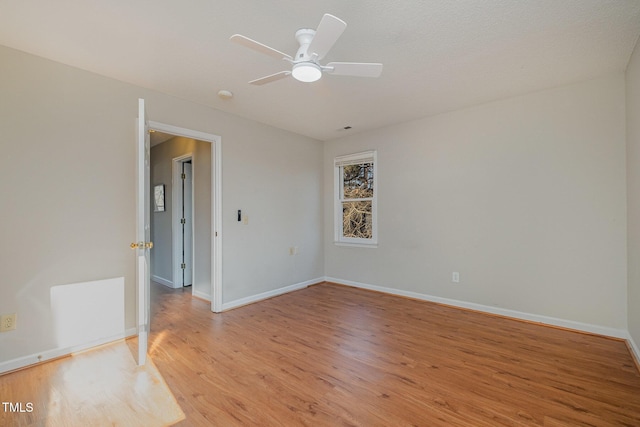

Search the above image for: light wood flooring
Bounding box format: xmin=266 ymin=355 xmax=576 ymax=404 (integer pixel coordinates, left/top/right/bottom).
xmin=2 ymin=281 xmax=640 ymax=426
xmin=0 ymin=339 xmax=184 ymax=426
xmin=150 ymin=282 xmax=640 ymax=426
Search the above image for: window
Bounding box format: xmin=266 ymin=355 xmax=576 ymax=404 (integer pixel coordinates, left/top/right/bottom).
xmin=334 ymin=151 xmax=377 ymax=247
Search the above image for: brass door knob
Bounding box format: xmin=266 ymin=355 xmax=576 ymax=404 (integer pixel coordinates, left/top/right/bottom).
xmin=130 ymin=242 xmax=154 ymax=250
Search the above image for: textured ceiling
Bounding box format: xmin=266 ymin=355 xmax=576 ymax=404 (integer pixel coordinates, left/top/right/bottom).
xmin=1 ymin=0 xmax=639 ymax=141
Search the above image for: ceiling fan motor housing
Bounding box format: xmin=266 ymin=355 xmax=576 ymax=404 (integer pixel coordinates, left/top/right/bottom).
xmin=295 ymin=28 xmax=316 ymax=61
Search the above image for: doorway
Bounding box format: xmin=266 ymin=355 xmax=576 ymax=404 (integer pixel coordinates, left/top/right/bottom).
xmin=148 ymin=121 xmax=222 ymax=313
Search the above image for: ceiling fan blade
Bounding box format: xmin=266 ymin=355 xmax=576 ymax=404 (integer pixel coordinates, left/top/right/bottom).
xmin=324 ymin=62 xmax=383 ymax=78
xmin=307 ymin=14 xmax=346 ymax=60
xmin=249 ymin=71 xmax=291 ymax=85
xmin=230 ymin=34 xmax=292 ymax=61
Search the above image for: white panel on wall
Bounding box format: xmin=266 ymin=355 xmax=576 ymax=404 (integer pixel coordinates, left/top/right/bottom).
xmin=50 ymin=277 xmax=125 ymax=349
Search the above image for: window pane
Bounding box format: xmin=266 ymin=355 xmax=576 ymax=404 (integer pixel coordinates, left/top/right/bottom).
xmin=342 ymin=201 xmax=372 ymax=239
xmin=342 ymin=163 xmax=373 ymax=199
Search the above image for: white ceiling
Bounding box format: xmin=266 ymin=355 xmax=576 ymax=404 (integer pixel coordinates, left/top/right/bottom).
xmin=1 ymin=0 xmax=639 ymax=141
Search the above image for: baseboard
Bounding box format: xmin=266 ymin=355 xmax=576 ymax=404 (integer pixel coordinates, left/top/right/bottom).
xmin=192 ymin=289 xmax=211 ymax=302
xmin=324 ymin=277 xmax=629 ymax=339
xmin=626 ymin=333 xmax=640 ymax=372
xmin=152 ymin=275 xmax=174 ymax=288
xmin=0 ymin=327 xmax=138 ymax=375
xmin=222 ymin=278 xmax=324 ymax=311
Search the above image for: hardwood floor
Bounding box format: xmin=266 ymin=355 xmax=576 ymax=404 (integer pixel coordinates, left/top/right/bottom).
xmin=0 ymin=339 xmax=184 ymax=426
xmin=150 ymin=282 xmax=640 ymax=426
xmin=1 ymin=282 xmax=639 ymax=426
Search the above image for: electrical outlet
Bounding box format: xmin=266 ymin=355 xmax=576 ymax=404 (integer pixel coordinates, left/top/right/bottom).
xmin=289 ymin=246 xmax=299 ymax=255
xmin=452 ymin=272 xmax=460 ymax=283
xmin=0 ymin=313 xmax=16 ymax=332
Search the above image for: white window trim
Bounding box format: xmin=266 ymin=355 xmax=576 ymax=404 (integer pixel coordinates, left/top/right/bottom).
xmin=334 ymin=150 xmax=378 ymax=247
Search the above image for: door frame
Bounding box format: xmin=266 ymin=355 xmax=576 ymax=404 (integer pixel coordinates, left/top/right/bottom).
xmin=172 ymin=154 xmax=194 ymax=290
xmin=149 ymin=121 xmax=223 ymax=313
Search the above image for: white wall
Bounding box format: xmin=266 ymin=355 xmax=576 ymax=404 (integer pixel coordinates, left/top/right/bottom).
xmin=220 ymin=128 xmax=325 ymax=303
xmin=627 ymin=39 xmax=640 ymax=350
xmin=0 ymin=45 xmax=324 ymax=367
xmin=324 ymin=74 xmax=628 ymax=330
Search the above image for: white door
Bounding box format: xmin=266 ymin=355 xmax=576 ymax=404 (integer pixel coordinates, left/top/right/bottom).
xmin=183 ymin=162 xmax=193 ymax=286
xmin=134 ymin=98 xmax=151 ymax=365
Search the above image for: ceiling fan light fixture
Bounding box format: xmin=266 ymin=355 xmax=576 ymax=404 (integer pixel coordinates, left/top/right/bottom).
xmin=231 ymin=14 xmax=382 ymax=86
xmin=292 ymin=62 xmax=322 ymax=83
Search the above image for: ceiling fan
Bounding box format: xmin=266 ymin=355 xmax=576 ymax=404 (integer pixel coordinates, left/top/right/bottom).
xmin=230 ymin=14 xmax=383 ymax=85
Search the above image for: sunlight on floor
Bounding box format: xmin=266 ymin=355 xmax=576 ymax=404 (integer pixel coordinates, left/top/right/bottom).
xmin=0 ymin=340 xmax=184 ymax=427
xmin=149 ymin=330 xmax=168 ymax=357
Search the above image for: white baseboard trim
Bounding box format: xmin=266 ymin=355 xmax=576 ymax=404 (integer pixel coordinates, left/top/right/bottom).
xmin=193 ymin=289 xmax=211 ymax=302
xmin=324 ymin=277 xmax=629 ymax=339
xmin=222 ymin=278 xmax=323 ymax=311
xmin=626 ymin=332 xmax=640 ymax=369
xmin=0 ymin=327 xmax=138 ymax=375
xmin=152 ymin=275 xmax=174 ymax=288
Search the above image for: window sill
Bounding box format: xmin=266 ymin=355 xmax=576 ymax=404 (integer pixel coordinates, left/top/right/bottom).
xmin=334 ymin=241 xmax=378 ymax=249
